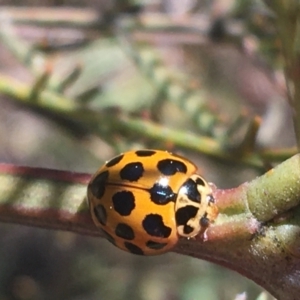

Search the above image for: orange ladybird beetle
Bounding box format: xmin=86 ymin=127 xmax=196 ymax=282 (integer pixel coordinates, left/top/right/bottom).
xmin=87 ymin=149 xmax=218 ymax=255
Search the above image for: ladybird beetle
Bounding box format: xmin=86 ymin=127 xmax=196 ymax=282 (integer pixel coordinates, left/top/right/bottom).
xmin=87 ymin=149 xmax=218 ymax=255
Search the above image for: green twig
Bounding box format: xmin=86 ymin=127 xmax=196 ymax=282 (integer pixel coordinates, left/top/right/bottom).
xmin=0 ymin=21 xmax=82 ymax=92
xmin=0 ymin=73 xmax=297 ymax=168
xmin=119 ymin=37 xmax=220 ymax=135
xmin=118 ymin=35 xmax=263 ymax=153
xmin=0 ymin=73 xmax=79 ymax=113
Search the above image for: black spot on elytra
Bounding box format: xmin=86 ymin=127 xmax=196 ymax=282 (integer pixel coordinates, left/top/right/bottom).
xmin=106 ymin=154 xmax=124 ymax=167
xmin=175 ymin=206 xmax=198 ymax=226
xmin=120 ymin=162 xmax=144 ymax=181
xmin=124 ymin=242 xmax=144 ymax=255
xmin=183 ymin=225 xmax=194 ymax=235
xmin=149 ymin=183 xmax=176 ymax=205
xmin=157 ymin=159 xmax=187 ymax=176
xmin=182 ymin=178 xmax=201 ymax=203
xmin=115 ymin=223 xmax=135 ymax=240
xmin=94 ymin=204 xmax=107 ymax=225
xmin=112 ymin=191 xmax=135 ymax=216
xmin=102 ymin=230 xmax=115 ymax=245
xmin=146 ymin=240 xmax=168 ymax=250
xmin=89 ymin=171 xmax=109 ymax=198
xmin=135 ymin=150 xmax=156 ymax=157
xmin=142 ymin=214 xmax=171 ymax=238
xmin=196 ymin=177 xmax=206 ymax=186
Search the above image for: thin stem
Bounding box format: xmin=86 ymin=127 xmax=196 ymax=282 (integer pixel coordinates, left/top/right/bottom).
xmin=0 ymin=164 xmax=97 ymax=236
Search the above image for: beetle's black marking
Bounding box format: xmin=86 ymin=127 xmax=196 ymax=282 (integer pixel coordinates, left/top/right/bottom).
xmin=157 ymin=159 xmax=187 ymax=176
xmin=124 ymin=242 xmax=144 ymax=255
xmin=115 ymin=223 xmax=135 ymax=240
xmin=200 ymin=213 xmax=209 ymax=228
xmin=196 ymin=177 xmax=206 ymax=186
xmin=106 ymin=154 xmax=124 ymax=167
xmin=183 ymin=225 xmax=194 ymax=235
xmin=93 ymin=204 xmax=107 ymax=226
xmin=175 ymin=206 xmax=198 ymax=226
xmin=149 ymin=183 xmax=176 ymax=205
xmin=102 ymin=230 xmax=116 ymax=245
xmin=112 ymin=191 xmax=135 ymax=216
xmin=120 ymin=162 xmax=144 ymax=182
xmin=182 ymin=178 xmax=201 ymax=203
xmin=89 ymin=171 xmax=109 ymax=199
xmin=146 ymin=240 xmax=168 ymax=250
xmin=135 ymin=150 xmax=156 ymax=157
xmin=142 ymin=214 xmax=172 ymax=238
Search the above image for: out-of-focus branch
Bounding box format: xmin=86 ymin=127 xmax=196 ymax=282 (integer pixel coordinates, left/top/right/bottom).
xmin=0 ymin=73 xmax=297 ymax=167
xmin=0 ymin=7 xmax=100 ymax=28
xmin=265 ymin=1 xmax=300 ymax=149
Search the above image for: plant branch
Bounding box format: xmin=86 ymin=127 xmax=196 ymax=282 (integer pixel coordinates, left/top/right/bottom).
xmin=0 ymin=73 xmax=297 ymax=169
xmin=177 ymin=154 xmax=300 ymax=300
xmin=0 ymin=164 xmax=97 ymax=236
xmin=0 ymin=155 xmax=300 ymax=299
xmin=0 ymin=7 xmax=100 ymax=28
